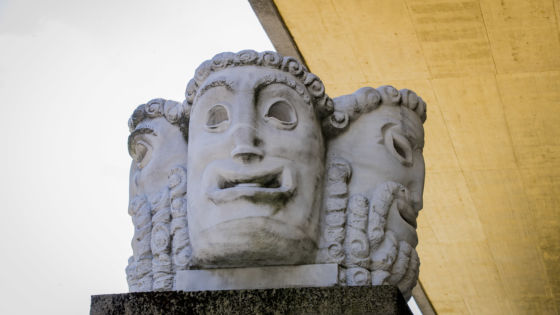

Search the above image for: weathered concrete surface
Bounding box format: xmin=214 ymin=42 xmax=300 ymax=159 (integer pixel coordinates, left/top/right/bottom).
xmin=91 ymin=285 xmax=412 ymax=315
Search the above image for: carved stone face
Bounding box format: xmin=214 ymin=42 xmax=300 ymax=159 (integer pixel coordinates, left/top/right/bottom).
xmin=128 ymin=116 xmax=188 ymax=199
xmin=127 ymin=115 xmax=189 ymax=292
xmin=329 ymin=105 xmax=425 ymax=247
xmin=187 ymin=66 xmax=324 ymax=267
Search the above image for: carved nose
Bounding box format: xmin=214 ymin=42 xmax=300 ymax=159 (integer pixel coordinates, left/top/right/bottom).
xmin=230 ymin=124 xmax=263 ymax=163
xmin=407 ymin=180 xmax=424 ymax=211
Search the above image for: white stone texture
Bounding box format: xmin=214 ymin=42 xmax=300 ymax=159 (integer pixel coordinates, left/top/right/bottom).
xmin=316 ymin=157 xmax=350 ymax=265
xmin=185 ymin=52 xmax=330 ymax=268
xmin=124 ymin=51 xmax=426 ymax=301
xmin=324 ymin=86 xmax=426 ymax=299
xmin=168 ymin=167 xmax=192 ymax=273
xmin=175 ymin=264 xmax=339 ymax=291
xmin=126 ymin=98 xmax=190 ymax=292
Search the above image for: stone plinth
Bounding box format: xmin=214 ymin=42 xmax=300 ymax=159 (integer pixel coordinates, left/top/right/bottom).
xmin=91 ymin=286 xmax=412 ymax=315
xmin=175 ymin=264 xmax=339 ymax=291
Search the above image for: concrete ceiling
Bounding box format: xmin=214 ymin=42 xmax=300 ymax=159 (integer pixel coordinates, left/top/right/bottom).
xmin=252 ymin=0 xmax=560 ymax=313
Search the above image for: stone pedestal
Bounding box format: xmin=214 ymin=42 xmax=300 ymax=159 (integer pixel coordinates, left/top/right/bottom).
xmin=91 ymin=285 xmax=412 ymax=315
xmin=175 ymin=264 xmax=339 ymax=291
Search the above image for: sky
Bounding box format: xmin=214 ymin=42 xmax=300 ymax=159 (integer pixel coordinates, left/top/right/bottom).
xmin=0 ymin=1 xmax=273 ymax=313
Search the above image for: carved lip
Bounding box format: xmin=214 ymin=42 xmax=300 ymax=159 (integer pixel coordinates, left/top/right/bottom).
xmin=397 ymin=199 xmax=418 ymax=229
xmin=388 ymin=200 xmax=419 ymax=247
xmin=205 ymin=163 xmax=296 ymax=204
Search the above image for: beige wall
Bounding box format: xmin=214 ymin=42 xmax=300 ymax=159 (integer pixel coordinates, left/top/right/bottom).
xmin=274 ymin=0 xmax=560 ymax=313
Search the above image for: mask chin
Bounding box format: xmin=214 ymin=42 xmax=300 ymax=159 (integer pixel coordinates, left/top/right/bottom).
xmin=191 ymin=217 xmax=317 ymax=268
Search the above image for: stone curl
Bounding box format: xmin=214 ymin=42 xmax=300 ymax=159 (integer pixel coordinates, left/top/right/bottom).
xmin=184 ymin=50 xmax=334 ymax=121
xmin=324 ymin=86 xmax=427 ymax=138
xmin=128 ymin=98 xmax=189 ymax=141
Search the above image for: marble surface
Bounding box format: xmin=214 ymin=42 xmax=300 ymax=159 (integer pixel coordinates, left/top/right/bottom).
xmin=124 ymin=50 xmax=426 ymax=301
xmin=175 ymin=264 xmax=338 ymax=291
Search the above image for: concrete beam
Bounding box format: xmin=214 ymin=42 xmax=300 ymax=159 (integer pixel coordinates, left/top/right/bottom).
xmin=248 ymin=0 xmax=308 ymax=67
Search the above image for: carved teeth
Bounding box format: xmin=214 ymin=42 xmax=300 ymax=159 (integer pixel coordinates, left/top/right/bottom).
xmin=236 ymin=183 xmax=261 ymax=188
xmin=220 ymin=172 xmax=282 ymax=190
xmin=207 ymin=167 xmax=295 ymax=204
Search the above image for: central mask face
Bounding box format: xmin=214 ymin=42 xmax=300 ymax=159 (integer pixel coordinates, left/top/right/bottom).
xmin=187 ymin=66 xmax=325 ymax=267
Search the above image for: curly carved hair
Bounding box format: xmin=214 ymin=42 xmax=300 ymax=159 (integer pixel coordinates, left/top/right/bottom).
xmin=184 ymin=50 xmax=334 ymax=120
xmin=128 ymin=98 xmax=189 ymax=141
xmin=324 ymin=86 xmax=427 ymax=144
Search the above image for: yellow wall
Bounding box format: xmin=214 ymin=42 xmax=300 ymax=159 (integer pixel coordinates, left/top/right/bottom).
xmin=274 ymin=0 xmax=560 ymax=313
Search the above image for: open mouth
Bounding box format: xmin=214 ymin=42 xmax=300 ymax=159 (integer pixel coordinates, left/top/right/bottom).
xmin=220 ymin=171 xmax=282 ymax=190
xmin=206 ymin=166 xmax=295 ymax=204
xmin=387 ymin=198 xmax=419 ymax=247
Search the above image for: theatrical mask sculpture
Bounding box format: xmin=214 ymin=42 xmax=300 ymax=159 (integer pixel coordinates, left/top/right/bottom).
xmin=124 ymin=51 xmax=427 ymax=301
xmin=185 ymin=51 xmax=332 ymax=267
xmin=126 ymin=98 xmax=192 ymax=291
xmin=319 ymin=86 xmax=426 ymax=299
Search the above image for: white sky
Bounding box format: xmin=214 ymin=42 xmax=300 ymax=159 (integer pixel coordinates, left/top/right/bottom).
xmin=0 ymin=1 xmax=273 ymax=313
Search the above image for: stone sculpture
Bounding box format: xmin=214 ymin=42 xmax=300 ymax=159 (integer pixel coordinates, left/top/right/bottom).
xmin=319 ymin=86 xmax=426 ymax=299
xmin=185 ymin=51 xmax=331 ymax=268
xmin=125 ymin=50 xmax=427 ymax=300
xmin=126 ymin=98 xmax=191 ymax=292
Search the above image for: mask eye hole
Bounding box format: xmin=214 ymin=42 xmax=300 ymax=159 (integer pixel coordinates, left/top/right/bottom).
xmin=206 ymin=104 xmax=229 ymax=132
xmin=131 ymin=140 xmax=151 ymax=169
xmin=393 ymin=137 xmax=408 ymax=160
xmin=264 ymin=99 xmax=297 ymax=130
xmin=382 ymin=124 xmax=413 ymax=166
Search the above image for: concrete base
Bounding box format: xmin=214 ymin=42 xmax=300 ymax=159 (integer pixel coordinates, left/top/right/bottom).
xmin=91 ymin=286 xmax=412 ymax=315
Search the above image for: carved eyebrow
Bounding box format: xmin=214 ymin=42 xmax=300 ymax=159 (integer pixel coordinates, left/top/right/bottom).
xmin=198 ymin=79 xmax=234 ymax=99
xmin=254 ymin=73 xmax=311 ymax=105
xmin=127 ymin=128 xmax=156 ymax=156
